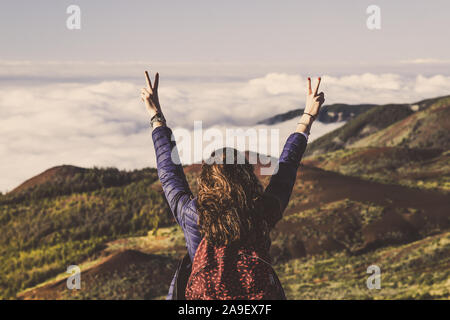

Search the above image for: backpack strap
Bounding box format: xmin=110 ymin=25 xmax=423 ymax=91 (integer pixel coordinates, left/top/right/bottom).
xmin=173 ymin=253 xmax=192 ymax=300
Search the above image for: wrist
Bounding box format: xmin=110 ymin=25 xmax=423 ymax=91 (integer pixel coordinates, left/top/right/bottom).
xmin=300 ymin=114 xmax=314 ymax=126
xmin=149 ymin=110 xmax=159 ymax=118
xmin=295 ymin=114 xmax=314 ymax=135
xmin=150 ymin=113 xmax=166 ymax=129
xmin=152 ymin=121 xmax=166 ymax=130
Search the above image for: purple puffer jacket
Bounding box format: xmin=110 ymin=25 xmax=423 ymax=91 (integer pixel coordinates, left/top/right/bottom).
xmin=151 ymin=126 xmax=308 ymax=300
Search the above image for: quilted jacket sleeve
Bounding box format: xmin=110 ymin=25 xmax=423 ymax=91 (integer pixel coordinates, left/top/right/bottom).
xmin=152 ymin=126 xmax=202 ymax=260
xmin=264 ymin=132 xmax=308 ymax=227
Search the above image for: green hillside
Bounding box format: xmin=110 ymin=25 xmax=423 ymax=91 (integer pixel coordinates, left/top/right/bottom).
xmin=0 ymin=166 xmax=173 ymax=298
xmin=350 ymin=96 xmax=450 ymax=149
xmin=19 ymin=226 xmax=450 ymax=300
xmin=305 ymin=104 xmax=413 ymax=156
xmin=305 ymin=95 xmax=450 ymax=156
xmin=277 ymin=231 xmax=450 ymax=299
xmin=304 ymin=96 xmax=450 ymax=193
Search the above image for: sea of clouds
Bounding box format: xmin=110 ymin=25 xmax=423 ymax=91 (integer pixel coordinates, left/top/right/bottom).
xmin=1 ymin=70 xmax=450 ymax=192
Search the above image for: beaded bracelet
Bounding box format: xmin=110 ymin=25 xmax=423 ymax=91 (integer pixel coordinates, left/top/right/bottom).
xmin=150 ymin=113 xmax=166 ymax=128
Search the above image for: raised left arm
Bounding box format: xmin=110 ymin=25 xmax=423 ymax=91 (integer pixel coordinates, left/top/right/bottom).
xmin=142 ymin=71 xmax=202 ymax=260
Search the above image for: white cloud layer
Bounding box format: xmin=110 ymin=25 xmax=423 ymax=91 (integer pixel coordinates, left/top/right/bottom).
xmin=1 ymin=73 xmax=450 ymax=192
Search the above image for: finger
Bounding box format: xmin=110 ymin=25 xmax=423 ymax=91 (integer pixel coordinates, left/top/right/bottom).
xmin=141 ymin=88 xmax=153 ymax=96
xmin=313 ymin=77 xmax=321 ymax=96
xmin=154 ymin=72 xmax=159 ymax=91
xmin=307 ymin=77 xmax=312 ymax=95
xmin=315 ymin=93 xmax=325 ymax=100
xmin=144 ymin=71 xmax=153 ymax=91
xmin=317 ymin=94 xmax=325 ymax=104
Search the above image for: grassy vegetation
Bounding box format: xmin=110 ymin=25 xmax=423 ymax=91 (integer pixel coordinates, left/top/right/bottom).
xmin=60 ymin=227 xmax=187 ymax=300
xmin=276 ymin=232 xmax=450 ymax=299
xmin=305 ymin=104 xmax=413 ymax=156
xmin=305 ymin=96 xmax=450 ymax=193
xmin=1 ymin=166 xmax=158 ymax=205
xmin=19 ymin=220 xmax=449 ymax=300
xmin=61 ymin=254 xmax=177 ymax=300
xmin=18 ymin=226 xmax=186 ymax=299
xmin=269 ymin=198 xmax=442 ymax=262
xmin=0 ymin=166 xmax=173 ymax=299
xmin=351 ymin=96 xmax=450 ymax=150
xmin=305 ymin=147 xmax=450 ymax=193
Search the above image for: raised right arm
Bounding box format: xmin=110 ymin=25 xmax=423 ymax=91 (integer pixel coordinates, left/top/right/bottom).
xmin=264 ymin=77 xmax=325 ymax=226
xmin=263 ymin=132 xmax=307 ymax=225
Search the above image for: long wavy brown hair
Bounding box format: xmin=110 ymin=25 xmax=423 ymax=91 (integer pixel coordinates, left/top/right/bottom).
xmin=197 ymin=148 xmax=278 ymax=246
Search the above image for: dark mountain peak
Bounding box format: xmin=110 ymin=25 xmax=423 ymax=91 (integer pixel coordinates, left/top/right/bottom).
xmin=2 ymin=164 xmax=158 ymax=204
xmin=256 ymin=103 xmax=377 ymax=125
xmin=10 ymin=165 xmax=86 ymax=195
xmin=413 ymin=94 xmax=450 ymax=111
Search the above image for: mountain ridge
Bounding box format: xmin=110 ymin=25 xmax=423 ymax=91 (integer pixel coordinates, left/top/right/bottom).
xmin=256 ymin=103 xmax=377 ymax=125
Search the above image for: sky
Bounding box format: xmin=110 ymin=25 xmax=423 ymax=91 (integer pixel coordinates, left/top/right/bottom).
xmin=1 ymin=0 xmax=450 ymax=69
xmin=1 ymin=0 xmax=450 ymax=192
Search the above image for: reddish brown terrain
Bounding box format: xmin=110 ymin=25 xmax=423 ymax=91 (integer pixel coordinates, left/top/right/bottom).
xmin=270 ymin=165 xmax=449 ymax=260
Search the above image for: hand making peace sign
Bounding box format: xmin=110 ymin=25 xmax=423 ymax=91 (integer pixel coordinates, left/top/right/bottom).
xmin=305 ymin=77 xmax=325 ymax=118
xmin=141 ymin=71 xmax=162 ymax=118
